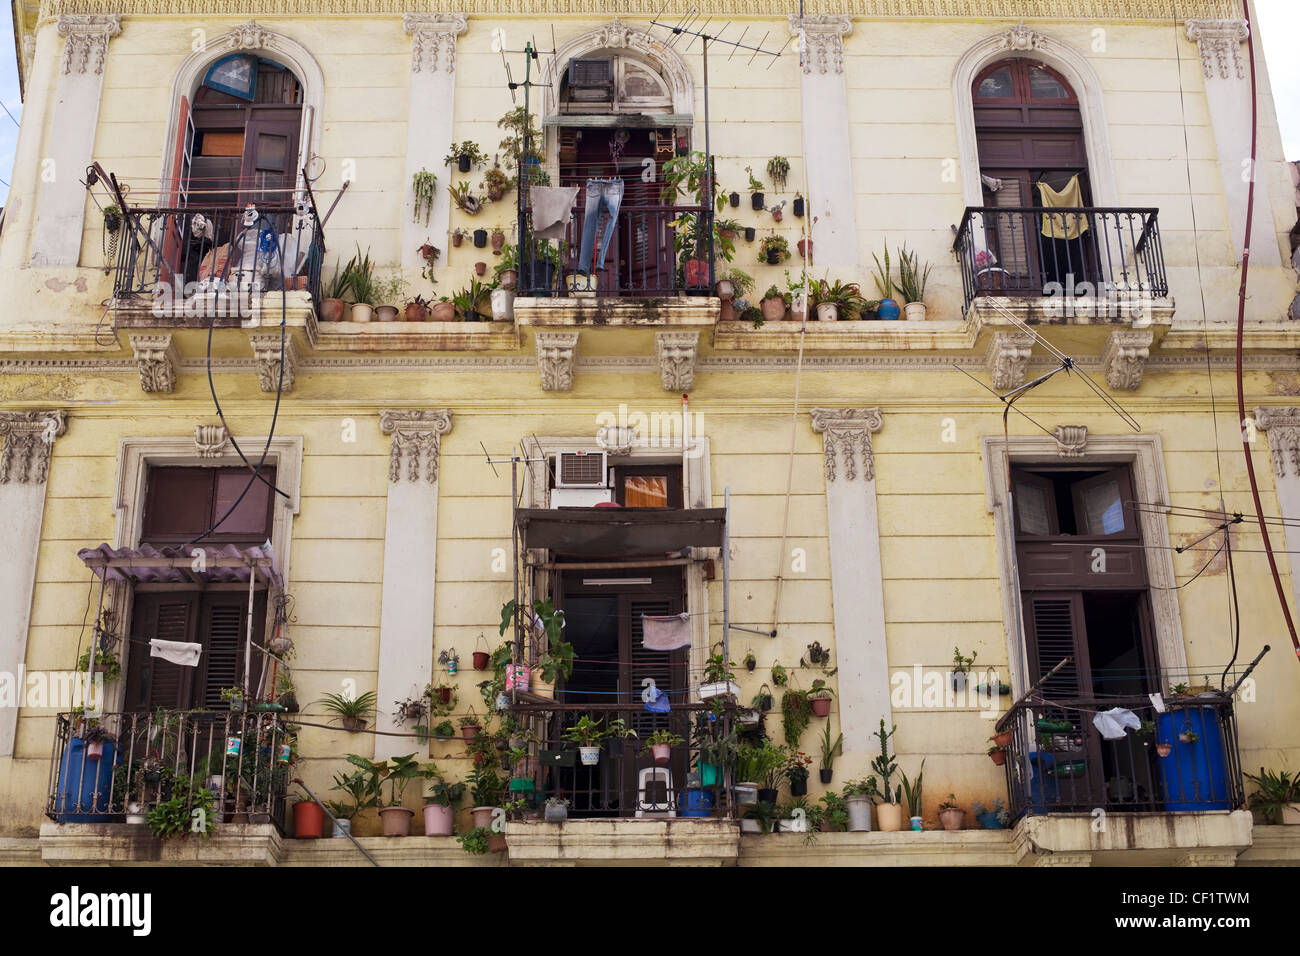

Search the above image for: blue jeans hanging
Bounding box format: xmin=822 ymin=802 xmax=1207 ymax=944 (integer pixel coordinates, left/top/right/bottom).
xmin=577 ymin=178 xmax=624 ymax=275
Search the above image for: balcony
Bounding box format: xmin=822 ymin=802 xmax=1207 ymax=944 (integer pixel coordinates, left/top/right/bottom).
xmin=45 ymin=709 xmax=290 ymax=832
xmin=109 ymin=203 xmax=322 ymax=330
xmin=994 ymin=692 xmax=1243 ymax=821
xmin=952 ymin=206 xmax=1168 ymax=317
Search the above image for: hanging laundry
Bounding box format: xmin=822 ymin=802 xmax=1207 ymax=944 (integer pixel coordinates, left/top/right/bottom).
xmin=530 ymin=185 xmax=580 ymax=241
xmin=643 ymin=685 xmax=671 ymax=714
xmin=150 ymin=638 xmax=202 ymax=667
xmin=1037 ymin=173 xmax=1090 ymax=240
xmin=641 ymin=612 xmax=691 ymax=651
xmin=1091 ymin=706 xmax=1141 ymax=740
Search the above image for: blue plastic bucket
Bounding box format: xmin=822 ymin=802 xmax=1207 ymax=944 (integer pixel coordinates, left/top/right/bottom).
xmin=54 ymin=737 xmax=117 ymax=822
xmin=1157 ymin=708 xmax=1230 ymax=811
xmin=680 ymin=788 xmax=714 ymax=818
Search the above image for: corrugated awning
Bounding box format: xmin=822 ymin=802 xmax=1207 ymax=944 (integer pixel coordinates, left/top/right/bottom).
xmin=516 ymin=507 xmax=725 ymax=556
xmin=77 ymin=542 xmax=282 ymax=588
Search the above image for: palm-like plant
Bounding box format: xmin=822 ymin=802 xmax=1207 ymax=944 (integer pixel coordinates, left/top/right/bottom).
xmin=893 ymin=243 xmax=932 ymax=304
xmin=317 ymin=690 xmax=377 ymax=730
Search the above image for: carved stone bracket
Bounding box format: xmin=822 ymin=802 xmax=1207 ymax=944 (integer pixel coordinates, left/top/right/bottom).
xmin=249 ymin=332 xmax=299 ymax=393
xmin=129 ymin=333 xmax=179 ymax=394
xmin=788 ymin=15 xmax=852 ymax=76
xmin=810 ymin=407 xmax=883 ymax=483
xmin=380 ymin=409 xmax=452 ymax=483
xmin=404 ymin=13 xmax=468 ymax=74
xmin=57 ymin=14 xmax=120 ymax=75
xmin=1253 ymin=406 xmax=1300 ymax=479
xmin=0 ymin=410 xmax=67 ymax=484
xmin=536 ymin=331 xmax=579 ymax=392
xmin=1054 ymin=425 xmax=1088 ymax=458
xmin=1102 ymin=328 xmax=1152 ymax=390
xmin=195 ymin=424 xmax=230 ymax=458
xmin=1000 ymin=20 xmax=1049 ymax=53
xmin=655 ymin=331 xmax=699 ymax=391
xmin=986 ymin=332 xmax=1034 ymax=390
xmin=1185 ymin=19 xmax=1248 ymax=80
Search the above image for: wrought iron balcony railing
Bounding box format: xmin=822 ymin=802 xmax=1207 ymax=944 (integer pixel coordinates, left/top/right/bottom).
xmin=952 ymin=206 xmax=1167 ymax=313
xmin=993 ymin=693 xmax=1243 ymax=821
xmin=111 ymin=204 xmax=323 ymax=322
xmin=46 ymin=709 xmax=291 ymax=832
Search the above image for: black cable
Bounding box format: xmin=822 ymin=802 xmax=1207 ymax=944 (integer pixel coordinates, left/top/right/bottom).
xmin=1220 ymin=523 xmax=1242 ymax=693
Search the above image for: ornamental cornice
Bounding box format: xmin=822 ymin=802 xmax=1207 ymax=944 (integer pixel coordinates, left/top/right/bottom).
xmin=379 ymin=409 xmax=452 ymax=483
xmin=34 ymin=1 xmax=1241 ymax=23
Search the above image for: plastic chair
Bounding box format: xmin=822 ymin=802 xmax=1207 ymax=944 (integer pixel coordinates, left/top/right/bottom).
xmin=635 ymin=766 xmax=675 ymax=818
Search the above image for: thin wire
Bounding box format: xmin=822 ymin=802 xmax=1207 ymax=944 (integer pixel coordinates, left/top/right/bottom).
xmin=0 ymin=100 xmax=18 ymax=127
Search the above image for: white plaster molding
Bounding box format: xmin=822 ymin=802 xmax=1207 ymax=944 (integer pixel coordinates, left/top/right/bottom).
xmin=380 ymin=409 xmax=453 ymax=483
xmin=788 ymin=14 xmax=852 ymax=75
xmin=1254 ymin=406 xmax=1300 ymax=479
xmin=129 ymin=333 xmax=179 ymax=394
xmin=1102 ymin=328 xmax=1153 ymax=390
xmin=536 ymin=331 xmax=579 ymax=392
xmin=1053 ymin=424 xmax=1088 ymax=458
xmin=655 ymin=330 xmax=699 ymax=391
xmin=159 ymin=23 xmax=325 ymax=199
xmin=404 ymin=13 xmax=467 ymax=73
xmin=249 ymin=331 xmax=299 ymax=393
xmin=1185 ymin=19 xmax=1248 ymax=80
xmin=953 ymin=26 xmax=1119 ymax=209
xmin=982 ymin=433 xmax=1187 ymax=697
xmin=0 ymin=410 xmax=67 ymax=484
xmin=810 ymin=407 xmax=882 ymax=482
xmin=57 ymin=13 xmax=120 ymax=75
xmin=194 ymin=424 xmax=230 ymax=458
xmin=543 ymin=20 xmax=694 ymax=119
xmin=986 ymin=331 xmax=1034 ymax=390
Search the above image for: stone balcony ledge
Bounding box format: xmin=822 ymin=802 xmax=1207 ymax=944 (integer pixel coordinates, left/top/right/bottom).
xmin=514 ymin=296 xmax=720 ymax=328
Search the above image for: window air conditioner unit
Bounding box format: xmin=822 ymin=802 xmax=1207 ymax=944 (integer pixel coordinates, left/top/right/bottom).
xmin=568 ymin=58 xmax=614 ymax=88
xmin=555 ymin=450 xmax=608 ymax=488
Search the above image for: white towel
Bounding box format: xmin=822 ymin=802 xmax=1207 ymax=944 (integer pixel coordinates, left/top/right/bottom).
xmin=151 ymin=638 xmax=202 ymax=667
xmin=530 ymin=186 xmax=580 ymax=241
xmin=642 ymin=612 xmax=691 ymax=651
xmin=1091 ymin=706 xmax=1141 ymax=740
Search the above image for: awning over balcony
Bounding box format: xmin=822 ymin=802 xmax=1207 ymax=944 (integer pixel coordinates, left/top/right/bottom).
xmin=76 ymin=543 xmax=282 ymax=588
xmin=516 ymin=507 xmax=725 ymax=557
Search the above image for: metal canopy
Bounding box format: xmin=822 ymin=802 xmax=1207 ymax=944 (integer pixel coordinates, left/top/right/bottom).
xmin=77 ymin=542 xmax=282 ymax=588
xmin=516 ymin=507 xmax=726 ymax=556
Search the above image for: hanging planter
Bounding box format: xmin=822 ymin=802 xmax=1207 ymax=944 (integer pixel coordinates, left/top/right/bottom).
xmin=452 ymin=230 xmax=465 ymax=248
xmin=473 ymin=229 xmax=488 ymax=248
xmin=744 ymin=226 xmax=756 ymax=243
xmin=988 ymin=747 xmax=1007 ymax=766
xmin=579 ymin=745 xmax=601 ymax=766
xmin=729 ymin=191 xmax=740 ymax=207
xmin=792 ymin=195 xmax=805 ymax=218
xmin=754 ymin=684 xmax=773 ymax=712
xmin=473 ymin=651 xmax=490 ymax=670
xmin=819 ymin=768 xmax=833 ymax=785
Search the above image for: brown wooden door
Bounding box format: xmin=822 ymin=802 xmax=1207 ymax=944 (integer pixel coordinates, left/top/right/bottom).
xmin=126 ymin=593 xmax=200 ymax=711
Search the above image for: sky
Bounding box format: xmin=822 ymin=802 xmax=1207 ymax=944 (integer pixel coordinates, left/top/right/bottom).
xmin=0 ymin=4 xmax=1295 ymax=206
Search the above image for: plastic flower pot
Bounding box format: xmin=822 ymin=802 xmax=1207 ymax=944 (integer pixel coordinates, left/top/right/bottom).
xmin=757 ymin=788 xmax=778 ymax=805
xmin=86 ymin=740 xmax=106 ymax=761
xmin=904 ymin=301 xmax=927 ymax=321
xmin=729 ymin=192 xmax=740 ymax=207
xmin=378 ymin=806 xmax=414 ymax=837
xmin=976 ymin=811 xmax=1004 ymax=830
xmin=293 ymin=800 xmax=325 ymax=839
xmin=650 ymin=743 xmax=672 ymax=766
xmin=734 ymin=783 xmax=758 ymax=806
xmin=815 ymin=302 xmax=838 ymax=322
xmin=993 ymin=730 xmax=1013 ymax=748
xmin=471 ymin=806 xmax=496 ymax=829
xmin=790 ymin=778 xmax=808 ymax=796
xmin=744 ymin=227 xmax=756 ymax=242
xmin=461 ymin=723 xmax=481 ymax=742
xmin=506 ymin=664 xmax=531 ymax=692
xmin=939 ymin=808 xmax=965 ymax=831
xmin=701 ymin=762 xmax=722 ymax=787
xmin=681 ymin=789 xmax=714 ymax=818
xmin=579 ymin=745 xmax=601 ymax=766
xmin=544 ymin=801 xmax=568 ymax=823
xmin=700 ymin=680 xmax=740 ymax=700
xmin=473 ymin=651 xmax=490 ymax=670
xmin=876 ymin=802 xmax=904 ymax=831
xmin=845 ymin=795 xmax=872 ymax=831
xmin=350 ymin=303 xmax=373 ymax=323
xmin=910 ymin=816 xmax=923 ymax=831
xmin=458 ymin=154 xmax=472 ymax=173
xmin=819 ymin=768 xmax=833 ymax=785
xmin=125 ymin=803 xmax=146 ymax=825
xmin=751 ymin=192 xmax=764 ymax=211
xmin=341 ymin=717 xmax=367 ymax=732
xmin=423 ymin=804 xmax=454 ymax=836
xmin=810 ymin=697 xmax=832 ymax=717
xmin=473 ymin=229 xmax=488 ymax=248
xmin=332 ymin=818 xmax=352 ymax=838
xmin=792 ymin=196 xmax=805 ymax=217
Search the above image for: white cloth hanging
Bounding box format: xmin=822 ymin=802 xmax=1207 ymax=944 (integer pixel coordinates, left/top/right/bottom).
xmin=530 ymin=185 xmax=580 ymax=241
xmin=1091 ymin=706 xmax=1141 ymax=740
xmin=641 ymin=612 xmax=691 ymax=651
xmin=150 ymin=638 xmax=202 ymax=667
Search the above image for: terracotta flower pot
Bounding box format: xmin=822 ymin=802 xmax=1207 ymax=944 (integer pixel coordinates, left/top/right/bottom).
xmin=375 ymin=305 xmax=398 ymax=321
xmin=452 ymin=232 xmax=464 ymax=248
xmin=876 ymin=802 xmax=904 ymax=832
xmin=475 ymin=261 xmax=487 ymax=276
xmin=772 ymin=208 xmax=783 ymax=223
xmin=423 ymin=804 xmax=454 ymax=836
xmin=1156 ymin=743 xmax=1172 ymax=758
xmin=431 ymin=301 xmax=456 ymax=322
xmin=461 ymin=723 xmax=481 ymax=742
xmin=321 ymin=297 xmax=346 ymax=322
xmin=378 ymin=805 xmax=414 ymax=837
xmin=939 ymin=808 xmax=966 ymax=831
xmin=989 ymin=749 xmax=1007 ymax=766
xmin=341 ymin=717 xmax=367 ymax=732
xmin=293 ymin=800 xmax=324 ymax=839
xmin=651 ymin=743 xmax=671 ymax=766
xmin=810 ymin=697 xmax=832 ymax=717
xmin=993 ymin=731 xmax=1013 ymax=748
xmin=498 ymin=269 xmax=518 ymax=292
xmin=491 ymin=230 xmax=505 ymax=254
xmin=405 ymin=302 xmax=429 ymax=322
xmin=488 ymin=832 xmax=507 ymax=853
xmin=798 ymin=238 xmax=812 ymax=260
xmin=760 ymin=296 xmax=787 ymax=322
xmin=473 ymin=651 xmax=490 ymax=670
xmin=471 ymin=806 xmax=496 ymax=830
xmin=715 ymin=279 xmax=735 ymax=300
xmin=86 ymin=740 xmax=106 ymax=761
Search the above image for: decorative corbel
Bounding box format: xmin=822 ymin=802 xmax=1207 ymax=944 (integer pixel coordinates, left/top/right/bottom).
xmin=536 ymin=331 xmax=579 ymax=392
xmin=249 ymin=332 xmax=299 ymax=393
xmin=1101 ymin=328 xmax=1152 ymax=391
xmin=986 ymin=332 xmax=1034 ymax=391
xmin=129 ymin=333 xmax=180 ymax=394
xmin=655 ymin=331 xmax=699 ymax=392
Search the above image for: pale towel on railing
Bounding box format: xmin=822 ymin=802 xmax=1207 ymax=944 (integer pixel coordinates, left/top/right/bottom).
xmin=641 ymin=612 xmax=691 ymax=651
xmin=530 ymin=185 xmax=581 ymax=241
xmin=150 ymin=638 xmax=202 ymax=667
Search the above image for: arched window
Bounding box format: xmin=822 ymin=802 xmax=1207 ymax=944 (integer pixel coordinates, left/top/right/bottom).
xmin=973 ymin=58 xmax=1094 ymax=290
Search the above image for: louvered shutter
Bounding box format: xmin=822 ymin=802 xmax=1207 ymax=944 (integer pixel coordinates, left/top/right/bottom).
xmin=197 ymin=592 xmax=267 ymax=708
xmin=1023 ymin=593 xmax=1089 ymax=697
xmin=125 ymin=593 xmax=199 ymax=711
xmin=627 ymin=598 xmax=678 ymax=741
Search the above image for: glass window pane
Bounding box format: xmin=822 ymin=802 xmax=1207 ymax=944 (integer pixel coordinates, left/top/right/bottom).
xmin=1014 ymin=479 xmax=1052 ymax=535
xmin=1079 ymin=479 xmax=1124 ymax=535
xmin=624 ymin=475 xmax=668 ymax=508
xmin=977 ymin=67 xmax=1014 ymax=99
xmin=1029 ymin=66 xmax=1069 ymax=99
xmin=214 ymin=468 xmax=275 ymax=537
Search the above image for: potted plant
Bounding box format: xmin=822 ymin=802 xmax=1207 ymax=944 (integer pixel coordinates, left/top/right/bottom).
xmin=951 ymin=646 xmax=977 ymax=690
xmin=403 ymin=294 xmax=431 ymax=322
xmin=498 ymin=106 xmax=547 ymax=184
xmin=291 ymin=787 xmax=325 ymax=839
xmin=77 ymin=646 xmax=122 ymax=682
xmin=348 ymin=246 xmax=377 ymax=323
xmin=494 ymin=243 xmax=519 ymax=291
xmin=562 ymin=715 xmax=630 ymax=766
xmin=1245 ymin=767 xmax=1300 ymax=824
xmin=766 ymin=155 xmax=790 ymax=191
xmin=468 ymin=761 xmax=503 ymax=830
xmin=972 ymin=799 xmax=1011 ymax=829
xmin=444 ymin=140 xmax=489 ymax=174
xmin=771 ymin=662 xmax=789 ymax=687
xmin=451 ymin=228 xmax=465 ymax=248
xmin=373 ymin=272 xmax=407 ymax=321
xmin=81 ymin=722 xmax=115 ymax=761
xmin=642 ymin=730 xmax=685 ymax=767
xmin=728 ymin=189 xmax=740 ymax=207
xmin=780 ymin=688 xmax=812 ymax=748
xmin=500 ymin=597 xmax=572 ymax=697
xmin=736 ymin=741 xmax=787 ymax=805
xmin=700 ymin=650 xmax=740 ymax=700
xmin=484 ymin=166 xmax=511 ymax=201
xmin=333 ymin=755 xmax=384 ymax=836
xmin=716 ymin=217 xmax=740 ymax=243
xmin=417 ymin=240 xmax=440 ymax=280
xmin=412 ymin=168 xmax=439 ymax=224
xmin=220 ymin=685 xmax=245 ymax=712
xmin=544 ymin=796 xmax=569 ymax=823
xmin=430 ymin=719 xmax=455 ymax=742
xmin=320 ymin=257 xmax=353 ymax=322
xmin=759 ymin=235 xmax=789 ymax=266
xmin=317 ymin=690 xmax=376 ymax=732
xmin=818 ymin=720 xmax=843 ymax=785
xmin=753 ymin=685 xmax=773 ymax=712
xmin=811 ymin=277 xmax=867 ymax=322
xmin=449 ymin=180 xmax=482 ymax=216
xmin=808 ymin=678 xmax=834 ymax=718
xmin=759 ymin=284 xmax=788 ymax=323
xmin=872 ymin=720 xmax=904 ymax=831
xmin=452 ymin=278 xmax=493 ymax=321
xmin=895 ymin=243 xmax=932 ymax=321
xmin=743 ymin=650 xmax=757 ymax=672
xmin=717 ymin=268 xmax=753 ymax=321
xmin=792 ymin=192 xmax=805 ymax=218
xmin=784 ymin=751 xmax=813 ymax=796
xmin=842 ymin=777 xmax=878 ymax=831
xmin=769 ymin=200 xmax=787 ymax=223
xmin=869 ymin=244 xmax=901 ymax=321
xmin=460 ymin=709 xmax=482 ymax=742
xmin=988 ymin=744 xmax=1007 ymax=766
xmin=938 ymin=793 xmax=965 ymax=831
xmin=901 ymin=762 xmax=925 ymax=831
xmin=422 ymin=771 xmax=464 ymax=836
xmin=746 ymin=166 xmax=765 ymax=210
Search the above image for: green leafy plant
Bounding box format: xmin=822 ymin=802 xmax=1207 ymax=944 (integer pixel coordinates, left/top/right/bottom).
xmin=820 ymin=791 xmax=850 ymax=831
xmin=76 ymin=647 xmax=121 ymax=682
xmin=808 ymin=678 xmax=834 ymax=701
xmin=900 ymin=759 xmax=925 ymax=818
xmin=719 ymin=267 xmax=754 ymax=300
xmin=316 ymin=690 xmax=377 ymax=727
xmin=735 ymin=741 xmax=787 ymax=789
xmin=412 ymin=168 xmax=439 ymax=225
xmin=811 ymin=276 xmax=867 ymax=319
xmin=562 ymin=716 xmax=631 ymax=747
xmin=872 ymin=719 xmax=899 ymax=804
xmin=431 ymin=719 xmax=456 ymax=739
xmin=640 ymin=730 xmax=685 ymax=753
xmin=501 ymin=598 xmax=572 ymax=683
xmin=374 ymin=272 xmax=408 ymax=307
xmin=869 ymin=244 xmax=894 ymax=304
xmin=424 ymin=772 xmax=466 ymax=807
xmin=745 ymin=166 xmax=765 ymax=193
xmin=484 ymin=166 xmax=511 ymax=200
xmin=742 ymin=800 xmax=777 ymax=833
xmin=842 ymin=776 xmax=881 ymax=803
xmin=348 ymin=245 xmax=377 ymax=304
xmin=894 ymin=243 xmax=932 ymax=304
xmin=952 ymin=646 xmax=977 ymax=675
xmin=146 ymin=776 xmax=216 ymax=839
xmin=766 ymin=156 xmax=790 ymax=190
xmin=443 ymin=141 xmax=489 ymax=170
xmin=468 ymin=761 xmax=502 ymax=809
xmin=376 ymin=753 xmax=424 ymax=806
xmin=457 ymin=826 xmax=492 ymax=854
xmin=819 ymin=721 xmax=843 ymax=771
xmin=759 ymin=235 xmax=790 ymax=263
xmin=1244 ymin=767 xmax=1299 ymax=824
xmin=448 ymin=180 xmax=483 ymax=215
xmin=780 ymin=689 xmax=812 ymax=748
xmin=323 ymin=256 xmax=355 ymax=300
xmin=770 ymin=661 xmax=789 ymax=686
xmin=702 ymin=651 xmax=736 ymax=685
xmin=938 ymin=792 xmax=960 ymax=811
xmin=452 ymin=277 xmax=494 ymax=321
